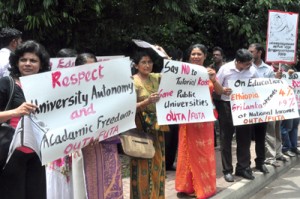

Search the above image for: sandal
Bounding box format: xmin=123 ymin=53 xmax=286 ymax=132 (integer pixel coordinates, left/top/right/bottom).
xmin=177 ymin=192 xmax=196 ymax=198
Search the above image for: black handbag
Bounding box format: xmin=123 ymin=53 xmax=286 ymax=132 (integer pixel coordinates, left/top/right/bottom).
xmin=0 ymin=76 xmax=16 ymax=169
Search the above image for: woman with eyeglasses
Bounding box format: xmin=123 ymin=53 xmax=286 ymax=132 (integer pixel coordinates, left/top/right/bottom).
xmin=130 ymin=50 xmax=169 ymax=199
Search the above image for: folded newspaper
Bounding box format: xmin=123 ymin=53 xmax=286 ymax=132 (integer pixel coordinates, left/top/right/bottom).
xmin=6 ymin=114 xmax=48 ymax=164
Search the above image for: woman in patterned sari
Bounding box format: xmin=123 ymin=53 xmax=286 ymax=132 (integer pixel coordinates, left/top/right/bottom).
xmin=76 ymin=53 xmax=123 ymax=199
xmin=175 ymin=44 xmax=224 ymax=199
xmin=130 ymin=50 xmax=169 ymax=199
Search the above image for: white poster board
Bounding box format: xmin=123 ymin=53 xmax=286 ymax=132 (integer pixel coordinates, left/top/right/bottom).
xmin=132 ymin=39 xmax=166 ymax=57
xmin=19 ymin=57 xmax=136 ymax=164
xmin=266 ymin=10 xmax=299 ymax=64
xmin=156 ymin=60 xmax=215 ymax=125
xmin=50 ymin=55 xmax=124 ymax=70
xmin=282 ymin=72 xmax=300 ymax=109
xmin=229 ymin=78 xmax=299 ymax=126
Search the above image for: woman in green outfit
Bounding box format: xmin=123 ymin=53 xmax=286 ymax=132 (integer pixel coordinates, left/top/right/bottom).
xmin=130 ymin=50 xmax=169 ymax=199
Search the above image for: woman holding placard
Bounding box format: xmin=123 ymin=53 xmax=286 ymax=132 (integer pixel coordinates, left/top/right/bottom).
xmin=175 ymin=44 xmax=223 ymax=199
xmin=130 ymin=50 xmax=169 ymax=199
xmin=0 ymin=40 xmax=50 ymax=199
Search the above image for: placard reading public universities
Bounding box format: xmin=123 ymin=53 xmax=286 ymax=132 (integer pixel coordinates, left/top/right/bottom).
xmin=156 ymin=60 xmax=215 ymax=125
xmin=229 ymin=78 xmax=299 ymax=126
xmin=20 ymin=57 xmax=136 ymax=164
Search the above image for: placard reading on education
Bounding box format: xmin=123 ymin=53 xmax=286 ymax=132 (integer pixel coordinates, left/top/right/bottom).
xmin=229 ymin=78 xmax=299 ymax=126
xmin=156 ymin=60 xmax=215 ymax=125
xmin=20 ymin=57 xmax=136 ymax=164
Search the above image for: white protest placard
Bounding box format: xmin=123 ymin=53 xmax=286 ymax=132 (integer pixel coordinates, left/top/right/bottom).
xmin=132 ymin=39 xmax=166 ymax=57
xmin=20 ymin=57 xmax=136 ymax=164
xmin=156 ymin=60 xmax=215 ymax=125
xmin=229 ymin=78 xmax=299 ymax=126
xmin=50 ymin=57 xmax=75 ymax=70
xmin=281 ymin=72 xmax=300 ymax=108
xmin=266 ymin=10 xmax=299 ymax=64
xmin=50 ymin=55 xmax=124 ymax=70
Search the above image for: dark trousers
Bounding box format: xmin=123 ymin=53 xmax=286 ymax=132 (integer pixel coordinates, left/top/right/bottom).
xmin=214 ymin=99 xmax=223 ymax=147
xmin=0 ymin=150 xmax=46 ymax=199
xmin=218 ymin=101 xmax=252 ymax=174
xmin=251 ymin=122 xmax=267 ymax=166
xmin=281 ymin=118 xmax=300 ymax=152
xmin=165 ymin=124 xmax=178 ymax=170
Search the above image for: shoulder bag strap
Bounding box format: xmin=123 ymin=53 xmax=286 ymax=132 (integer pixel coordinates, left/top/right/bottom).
xmin=137 ymin=111 xmax=149 ymax=132
xmin=4 ymin=76 xmax=15 ymax=111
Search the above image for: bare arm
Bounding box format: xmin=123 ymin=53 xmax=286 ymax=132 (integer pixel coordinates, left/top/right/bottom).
xmin=136 ymin=92 xmax=160 ymax=111
xmin=207 ymin=68 xmax=224 ymax=95
xmin=0 ymin=102 xmax=37 ymax=123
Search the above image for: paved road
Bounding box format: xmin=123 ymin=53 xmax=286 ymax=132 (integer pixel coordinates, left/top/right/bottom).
xmin=250 ymin=164 xmax=300 ymax=199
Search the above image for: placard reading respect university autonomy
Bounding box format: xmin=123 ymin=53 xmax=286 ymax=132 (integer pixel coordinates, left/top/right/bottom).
xmin=19 ymin=57 xmax=136 ymax=164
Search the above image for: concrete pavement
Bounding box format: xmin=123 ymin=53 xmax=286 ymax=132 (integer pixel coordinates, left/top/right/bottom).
xmin=122 ymin=138 xmax=300 ymax=199
xmin=249 ymin=164 xmax=300 ymax=199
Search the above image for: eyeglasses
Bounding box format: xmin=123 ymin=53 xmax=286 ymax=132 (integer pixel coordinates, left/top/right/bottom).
xmin=139 ymin=61 xmax=153 ymax=65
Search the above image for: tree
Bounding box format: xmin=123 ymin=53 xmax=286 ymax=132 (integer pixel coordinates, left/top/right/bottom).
xmin=0 ymin=0 xmax=299 ymax=60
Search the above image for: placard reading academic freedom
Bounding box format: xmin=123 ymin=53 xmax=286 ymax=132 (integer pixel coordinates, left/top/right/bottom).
xmin=20 ymin=57 xmax=136 ymax=164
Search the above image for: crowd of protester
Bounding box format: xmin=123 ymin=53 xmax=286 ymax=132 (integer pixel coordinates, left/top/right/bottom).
xmin=0 ymin=27 xmax=299 ymax=199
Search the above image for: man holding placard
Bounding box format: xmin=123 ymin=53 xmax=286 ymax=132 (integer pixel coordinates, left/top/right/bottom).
xmin=217 ymin=49 xmax=259 ymax=182
xmin=248 ymin=43 xmax=275 ymax=174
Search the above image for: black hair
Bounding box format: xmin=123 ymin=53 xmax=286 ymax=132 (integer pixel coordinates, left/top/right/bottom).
xmin=249 ymin=43 xmax=265 ymax=59
xmin=131 ymin=50 xmax=154 ymax=65
xmin=56 ymin=48 xmax=77 ymax=57
xmin=9 ymin=40 xmax=50 ymax=78
xmin=75 ymin=53 xmax=97 ymax=66
xmin=235 ymin=49 xmax=253 ymax=62
xmin=169 ymin=48 xmax=183 ymax=61
xmin=185 ymin=44 xmax=207 ymax=62
xmin=212 ymin=46 xmax=224 ymax=57
xmin=0 ymin=28 xmax=22 ymax=47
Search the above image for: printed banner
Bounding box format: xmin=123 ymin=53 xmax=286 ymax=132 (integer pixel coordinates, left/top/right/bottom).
xmin=156 ymin=60 xmax=215 ymax=125
xmin=20 ymin=57 xmax=136 ymax=164
xmin=229 ymin=78 xmax=299 ymax=126
xmin=50 ymin=55 xmax=124 ymax=70
xmin=266 ymin=10 xmax=299 ymax=63
xmin=282 ymin=72 xmax=300 ymax=109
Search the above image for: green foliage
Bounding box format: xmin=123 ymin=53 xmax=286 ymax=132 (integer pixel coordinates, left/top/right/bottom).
xmin=0 ymin=0 xmax=299 ymax=59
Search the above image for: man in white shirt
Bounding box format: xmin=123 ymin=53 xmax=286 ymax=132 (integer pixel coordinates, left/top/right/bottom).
xmin=0 ymin=28 xmax=22 ymax=77
xmin=248 ymin=43 xmax=275 ymax=174
xmin=217 ymin=49 xmax=259 ymax=182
